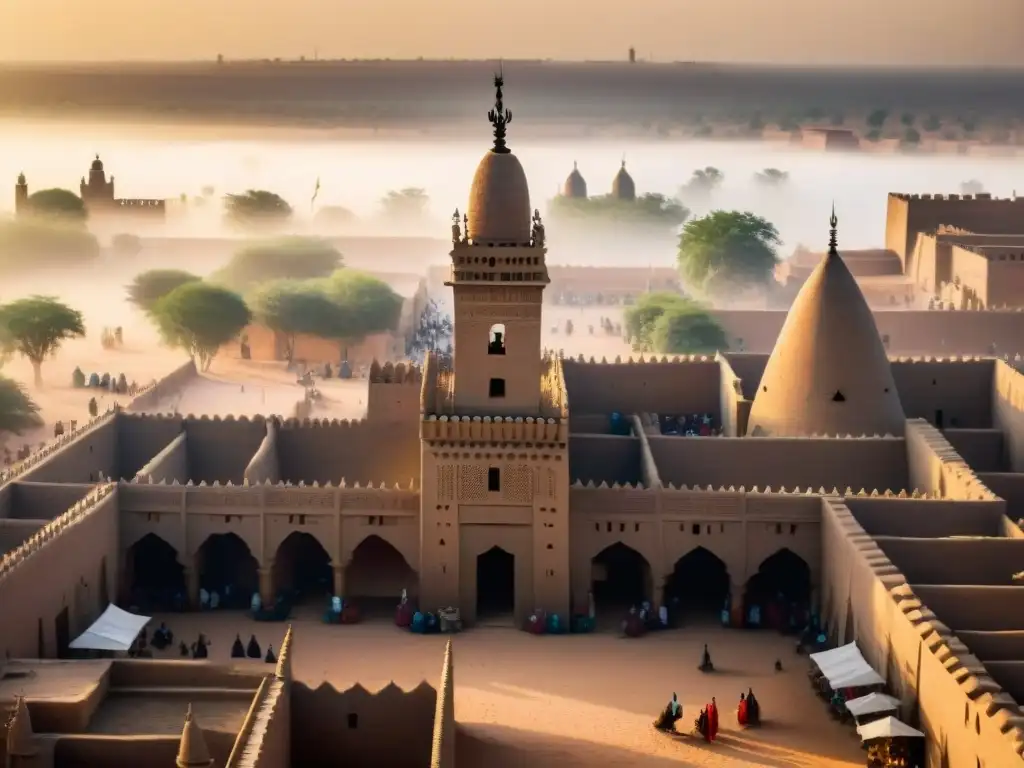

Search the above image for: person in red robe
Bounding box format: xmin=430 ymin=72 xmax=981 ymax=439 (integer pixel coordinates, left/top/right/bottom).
xmin=707 ymin=697 xmax=719 ymax=741
xmin=737 ymin=693 xmax=748 ymax=726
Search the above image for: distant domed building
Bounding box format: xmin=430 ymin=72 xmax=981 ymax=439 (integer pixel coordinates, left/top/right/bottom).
xmin=563 ymin=162 xmax=587 ymax=199
xmin=611 ymin=159 xmax=636 ymax=201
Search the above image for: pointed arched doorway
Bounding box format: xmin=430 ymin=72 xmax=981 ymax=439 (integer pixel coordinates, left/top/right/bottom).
xmin=125 ymin=533 xmax=186 ymax=611
xmin=744 ymin=548 xmax=812 ymax=631
xmin=590 ymin=542 xmax=652 ymax=617
xmin=345 ymin=535 xmax=418 ymax=618
xmin=197 ymin=533 xmax=259 ymax=609
xmin=476 ymin=546 xmax=515 ymax=625
xmin=663 ymin=546 xmax=730 ymax=622
xmin=274 ymin=531 xmax=332 ymax=604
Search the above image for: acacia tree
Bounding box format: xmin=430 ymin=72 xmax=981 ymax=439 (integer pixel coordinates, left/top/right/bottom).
xmin=211 ymin=237 xmax=342 ymax=294
xmin=650 ymin=305 xmax=728 ymax=355
xmin=379 ymin=188 xmax=430 ymax=222
xmin=623 ymin=292 xmax=691 ymax=349
xmin=252 ymin=281 xmax=353 ymax=361
xmin=126 ymin=269 xmax=202 ymax=313
xmin=152 ymin=283 xmax=251 ymax=371
xmin=677 ymin=211 xmax=781 ymax=299
xmin=0 ymin=377 xmax=42 ymax=434
xmin=223 ymin=189 xmax=293 ymax=228
xmin=754 ymin=168 xmax=789 ymax=186
xmin=0 ymin=296 xmax=86 ymax=387
xmin=25 ymin=189 xmax=87 ymax=222
xmin=320 ymin=270 xmax=403 ymax=336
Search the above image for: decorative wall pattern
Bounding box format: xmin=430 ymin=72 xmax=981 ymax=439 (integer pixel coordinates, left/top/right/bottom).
xmin=503 ymin=465 xmax=533 ymax=504
xmin=437 ymin=465 xmax=456 ymax=502
xmin=459 ymin=465 xmax=487 ymax=501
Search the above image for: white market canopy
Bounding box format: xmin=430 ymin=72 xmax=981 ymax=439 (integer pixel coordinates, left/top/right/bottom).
xmin=857 ymin=716 xmax=925 ymax=741
xmin=831 ymin=665 xmax=886 ymax=688
xmin=810 ymin=642 xmax=863 ymax=673
xmin=69 ymin=604 xmax=150 ymax=652
xmin=846 ymin=692 xmax=901 ymax=718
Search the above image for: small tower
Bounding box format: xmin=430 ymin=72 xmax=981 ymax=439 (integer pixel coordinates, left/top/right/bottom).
xmin=611 ymin=159 xmax=636 ymax=201
xmin=5 ymin=696 xmax=38 ymax=766
xmin=447 ymin=73 xmax=550 ymax=414
xmin=563 ymin=162 xmax=587 ymax=199
xmin=14 ymin=173 xmax=27 ymax=216
xmin=628 ymin=47 xmax=636 ymax=63
xmin=81 ymin=154 xmax=115 ymax=205
xmin=176 ymin=704 xmax=214 ymax=768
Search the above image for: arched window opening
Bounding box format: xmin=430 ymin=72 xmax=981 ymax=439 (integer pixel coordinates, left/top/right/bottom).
xmin=476 ymin=546 xmax=515 ymax=624
xmin=662 ymin=547 xmax=730 ymax=622
xmin=197 ymin=533 xmax=259 ymax=609
xmin=125 ymin=533 xmax=186 ymax=612
xmin=345 ymin=535 xmax=418 ymax=619
xmin=274 ymin=532 xmax=332 ymax=605
xmin=590 ymin=543 xmax=651 ymax=624
xmin=488 ymin=323 xmax=506 ymax=355
xmin=743 ymin=548 xmax=812 ymax=631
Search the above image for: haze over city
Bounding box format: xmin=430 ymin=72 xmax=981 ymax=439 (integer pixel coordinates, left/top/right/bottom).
xmin=1 ymin=0 xmax=1022 ymax=66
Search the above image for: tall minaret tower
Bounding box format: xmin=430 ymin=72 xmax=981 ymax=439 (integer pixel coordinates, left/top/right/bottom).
xmin=14 ymin=173 xmax=27 ymax=216
xmin=446 ymin=73 xmax=550 ymax=415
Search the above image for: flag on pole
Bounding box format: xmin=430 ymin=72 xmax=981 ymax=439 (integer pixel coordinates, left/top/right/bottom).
xmin=310 ymin=177 xmax=321 ymax=211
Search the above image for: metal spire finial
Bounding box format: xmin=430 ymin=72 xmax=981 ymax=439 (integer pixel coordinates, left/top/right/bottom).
xmin=828 ymin=203 xmax=839 ymax=256
xmin=487 ymin=69 xmax=512 ymax=154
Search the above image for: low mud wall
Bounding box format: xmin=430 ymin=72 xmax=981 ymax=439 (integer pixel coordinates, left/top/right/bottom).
xmin=125 ymin=359 xmax=198 ymax=413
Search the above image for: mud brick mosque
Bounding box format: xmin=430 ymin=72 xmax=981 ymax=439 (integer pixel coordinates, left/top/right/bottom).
xmin=2 ymin=77 xmax=1024 ymax=766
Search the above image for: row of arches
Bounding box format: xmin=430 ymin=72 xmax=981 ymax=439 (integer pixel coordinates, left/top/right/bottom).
xmin=590 ymin=544 xmax=811 ymax=619
xmin=126 ymin=532 xmax=416 ymax=611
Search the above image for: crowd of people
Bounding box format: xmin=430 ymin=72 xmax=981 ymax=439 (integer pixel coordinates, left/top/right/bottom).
xmin=130 ymin=621 xmax=279 ymax=665
xmin=653 ymin=688 xmax=762 ymax=739
xmin=407 ymin=299 xmax=453 ymax=362
xmin=661 ymin=412 xmax=720 ymax=436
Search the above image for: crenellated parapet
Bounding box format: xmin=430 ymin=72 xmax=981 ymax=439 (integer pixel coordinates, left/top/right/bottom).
xmin=0 ymin=407 xmax=117 ymax=489
xmin=421 ymin=414 xmax=568 ymax=445
xmin=0 ymin=482 xmax=116 ymax=581
xmin=822 ymin=496 xmax=1024 ymax=765
xmin=905 ymin=418 xmax=998 ymax=501
xmin=569 ymin=353 xmax=718 ymax=365
xmin=570 ymin=479 xmax=937 ymax=497
xmin=369 ymin=360 xmax=423 ymax=385
xmin=890 ymin=192 xmax=1024 ymax=203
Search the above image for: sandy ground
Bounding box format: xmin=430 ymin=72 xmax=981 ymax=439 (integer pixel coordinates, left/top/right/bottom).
xmin=542 ymin=305 xmax=634 ymax=361
xmin=148 ymin=612 xmax=864 ymax=767
xmin=138 ymin=357 xmax=373 ymax=421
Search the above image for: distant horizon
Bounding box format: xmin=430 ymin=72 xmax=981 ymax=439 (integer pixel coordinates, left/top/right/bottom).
xmin=2 ymin=58 xmax=1023 ymax=72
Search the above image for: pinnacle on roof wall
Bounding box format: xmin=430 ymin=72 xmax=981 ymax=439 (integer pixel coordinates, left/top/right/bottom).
xmin=6 ymin=696 xmax=38 ymax=757
xmin=275 ymin=624 xmax=293 ymax=681
xmin=176 ymin=703 xmax=214 ymax=767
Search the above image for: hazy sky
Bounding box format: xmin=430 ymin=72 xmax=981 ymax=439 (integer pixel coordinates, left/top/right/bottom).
xmin=2 ymin=0 xmax=1021 ymax=66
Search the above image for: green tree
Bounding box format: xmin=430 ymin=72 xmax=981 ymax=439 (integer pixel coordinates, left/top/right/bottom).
xmin=379 ymin=188 xmax=429 ymax=221
xmin=126 ymin=269 xmax=202 ymax=313
xmin=623 ymin=292 xmax=691 ymax=350
xmin=252 ymin=281 xmax=354 ymax=360
xmin=223 ymin=189 xmax=293 ymax=228
xmin=314 ymin=206 xmax=358 ymax=228
xmin=319 ymin=271 xmax=403 ymax=336
xmin=0 ymin=220 xmax=100 ymax=274
xmin=650 ymin=306 xmax=728 ymax=355
xmin=0 ymin=296 xmax=86 ymax=387
xmin=547 ymin=193 xmax=688 ymax=230
xmin=682 ymin=167 xmax=724 ymax=196
xmin=151 ymin=283 xmax=251 ymax=371
xmin=903 ymin=128 xmax=922 ymax=146
xmin=754 ymin=168 xmax=789 ymax=186
xmin=900 ymin=113 xmax=916 ymax=127
xmin=24 ymin=188 xmax=87 ymax=222
xmin=0 ymin=377 xmax=42 ymax=434
xmin=866 ymin=109 xmax=889 ymax=128
xmin=112 ymin=233 xmax=143 ymax=258
xmin=210 ymin=237 xmax=342 ymax=295
xmin=923 ymin=115 xmax=942 ymax=132
xmin=677 ymin=211 xmax=781 ymax=298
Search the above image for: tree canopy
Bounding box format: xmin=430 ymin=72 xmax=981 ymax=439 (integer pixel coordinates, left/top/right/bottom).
xmin=24 ymin=188 xmax=87 ymax=222
xmin=680 ymin=167 xmax=724 ymax=199
xmin=317 ymin=270 xmax=403 ymax=336
xmin=223 ymin=189 xmax=293 ymax=228
xmin=313 ymin=205 xmax=358 ymax=228
xmin=623 ymin=293 xmax=727 ymax=355
xmin=547 ymin=193 xmax=689 ymax=231
xmin=151 ymin=283 xmax=251 ymax=371
xmin=0 ymin=296 xmax=86 ymax=386
xmin=677 ymin=210 xmax=781 ymax=299
xmin=210 ymin=237 xmax=343 ymax=295
xmin=252 ymin=280 xmax=354 ymax=345
xmin=126 ymin=269 xmax=203 ymax=313
xmin=379 ymin=188 xmax=429 ymax=221
xmin=0 ymin=377 xmax=42 ymax=435
xmin=754 ymin=168 xmax=789 ymax=186
xmin=0 ymin=220 xmax=100 ymax=275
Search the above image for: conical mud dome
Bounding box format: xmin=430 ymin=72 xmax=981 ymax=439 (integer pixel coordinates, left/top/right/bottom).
xmin=747 ymin=209 xmax=905 ymax=437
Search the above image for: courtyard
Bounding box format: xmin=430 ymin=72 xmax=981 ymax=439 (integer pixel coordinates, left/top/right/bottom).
xmin=148 ymin=612 xmax=865 ymax=767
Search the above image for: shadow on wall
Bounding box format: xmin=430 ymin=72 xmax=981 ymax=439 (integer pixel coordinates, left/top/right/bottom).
xmin=569 ymin=435 xmax=642 ymax=487
xmin=845 ymin=497 xmax=1007 ymax=538
xmin=276 ymin=420 xmax=420 ymax=487
xmin=561 ymin=359 xmax=721 ymax=416
xmin=874 ymin=537 xmax=1024 ymax=585
xmin=291 ymin=681 xmax=436 ymax=768
xmin=7 ymin=482 xmax=94 ymax=520
xmin=647 ymin=437 xmax=908 ymax=492
xmin=184 ymin=417 xmax=268 ymax=485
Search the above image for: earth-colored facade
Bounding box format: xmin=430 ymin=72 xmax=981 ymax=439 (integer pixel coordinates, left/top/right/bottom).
xmin=3 ymin=81 xmax=1024 ymax=766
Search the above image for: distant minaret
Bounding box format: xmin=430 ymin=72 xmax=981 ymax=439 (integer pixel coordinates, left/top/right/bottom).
xmin=14 ymin=172 xmax=27 ymax=216
xmin=628 ymin=47 xmax=636 ymax=64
